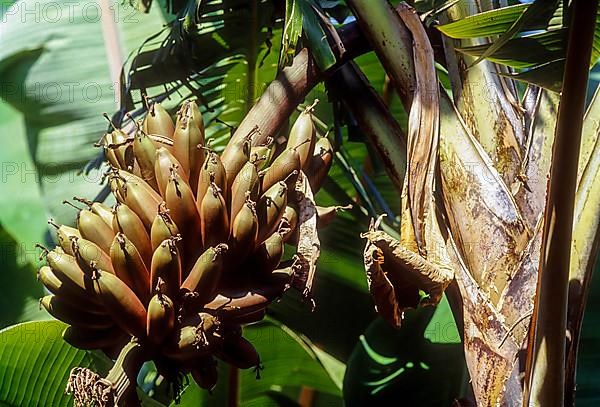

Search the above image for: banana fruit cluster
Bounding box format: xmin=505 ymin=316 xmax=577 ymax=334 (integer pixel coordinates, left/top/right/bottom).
xmin=38 ymin=99 xmax=334 ymax=406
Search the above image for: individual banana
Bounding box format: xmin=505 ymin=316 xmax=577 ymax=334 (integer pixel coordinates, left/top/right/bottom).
xmin=215 ymin=336 xmax=260 ymax=370
xmin=110 ymin=233 xmax=150 ymax=303
xmin=113 ymin=203 xmax=153 ymax=266
xmin=48 ymin=220 xmax=81 ymax=255
xmin=250 ymin=138 xmax=274 ymax=171
xmin=155 ymin=147 xmax=189 ymax=198
xmin=40 ymin=295 xmax=112 ymax=329
xmin=143 ymin=99 xmax=175 ymax=141
xmin=38 ymin=266 xmax=102 ymax=310
xmin=230 ymin=161 xmax=259 ymax=226
xmin=71 ymin=237 xmax=114 ymax=275
xmin=190 ymin=357 xmax=218 ymax=391
xmin=256 ymin=181 xmax=288 ymax=244
xmin=133 ymin=129 xmax=159 ymax=190
xmin=181 ymin=244 xmax=228 ymax=304
xmin=92 ymin=267 xmax=148 ymax=338
xmin=102 ymin=127 xmax=133 ymax=171
xmin=279 ymin=205 xmax=298 ymax=243
xmin=286 ymin=104 xmax=316 ymax=169
xmin=150 ymin=237 xmax=182 ymax=301
xmin=305 ymin=136 xmax=333 ymax=192
xmin=197 ymin=150 xmax=227 ymax=206
xmin=73 ymin=197 xmax=115 ymax=227
xmin=173 ymin=101 xmax=205 ymax=192
xmin=150 ymin=203 xmax=180 ymax=251
xmin=163 ymin=324 xmax=213 ymax=361
xmin=230 ymin=198 xmax=259 ymax=259
xmin=260 ymin=148 xmax=301 ymax=193
xmin=249 ymin=232 xmax=284 ymax=277
xmin=45 ymin=250 xmax=100 ymax=303
xmin=111 ymin=170 xmax=162 ymax=228
xmin=77 ymin=209 xmax=116 ymax=254
xmin=199 ymin=181 xmax=229 ymax=249
xmin=147 ymin=288 xmax=175 ymax=345
xmin=221 ymin=132 xmax=253 ymax=196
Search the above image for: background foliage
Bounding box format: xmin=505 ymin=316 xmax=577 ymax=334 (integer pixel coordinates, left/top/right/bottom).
xmin=0 ymin=0 xmax=599 ymax=405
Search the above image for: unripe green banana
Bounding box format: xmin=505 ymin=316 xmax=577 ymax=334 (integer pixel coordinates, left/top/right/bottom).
xmin=71 ymin=237 xmax=114 ymax=275
xmin=230 ymin=161 xmax=259 ymax=226
xmin=305 ymin=136 xmax=333 ymax=192
xmin=143 ymin=101 xmax=175 ymax=140
xmin=62 ymin=325 xmax=126 ymax=350
xmin=133 ymin=130 xmax=159 ymax=190
xmin=40 ymin=295 xmax=112 ymax=329
xmin=113 ymin=203 xmax=152 ymax=266
xmin=190 ymin=357 xmax=218 ymax=391
xmin=250 ymin=232 xmax=284 ymax=276
xmin=173 ymin=102 xmax=205 ymax=192
xmin=286 ymin=105 xmax=316 ymax=169
xmin=146 ymin=290 xmax=175 ymax=345
xmin=150 ymin=237 xmax=182 ymax=301
xmin=150 ymin=203 xmax=180 ymax=251
xmin=155 ymin=147 xmax=189 ymax=198
xmin=216 ymin=336 xmax=260 ymax=369
xmin=256 ymin=181 xmax=288 ymax=244
xmin=77 ymin=209 xmax=116 ymax=254
xmin=48 ymin=220 xmax=81 ymax=255
xmin=199 ymin=182 xmax=229 ymax=249
xmin=110 ymin=233 xmax=150 ymax=303
xmin=92 ymin=268 xmax=148 ymax=338
xmin=181 ymin=244 xmax=228 ymax=303
xmin=260 ymin=148 xmax=301 ymax=193
xmin=230 ymin=199 xmax=259 ymax=259
xmin=280 ymin=205 xmax=298 ymax=243
xmin=197 ymin=151 xmax=227 ymax=206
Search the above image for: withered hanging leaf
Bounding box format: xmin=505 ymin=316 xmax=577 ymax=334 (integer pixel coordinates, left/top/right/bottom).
xmin=396 ymin=3 xmax=440 ymax=254
xmin=290 ymin=171 xmax=321 ymax=304
xmin=363 ymin=237 xmax=401 ymax=329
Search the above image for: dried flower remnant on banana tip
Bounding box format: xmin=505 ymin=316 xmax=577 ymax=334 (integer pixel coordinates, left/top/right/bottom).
xmin=36 ymin=99 xmax=335 ymax=406
xmin=362 ymin=215 xmax=453 ymax=327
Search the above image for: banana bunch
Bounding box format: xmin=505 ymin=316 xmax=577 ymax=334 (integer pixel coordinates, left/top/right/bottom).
xmin=37 ymin=99 xmax=334 ymax=406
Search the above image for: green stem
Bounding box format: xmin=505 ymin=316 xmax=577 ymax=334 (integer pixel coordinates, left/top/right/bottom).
xmin=345 ymin=0 xmax=415 ymax=108
xmin=524 ymin=0 xmax=598 ymax=405
xmin=327 ymin=62 xmax=407 ymax=192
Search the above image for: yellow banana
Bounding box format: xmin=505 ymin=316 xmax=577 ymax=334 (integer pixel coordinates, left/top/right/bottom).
xmin=165 ymin=170 xmax=202 ymax=259
xmin=173 ymin=101 xmax=205 ymax=192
